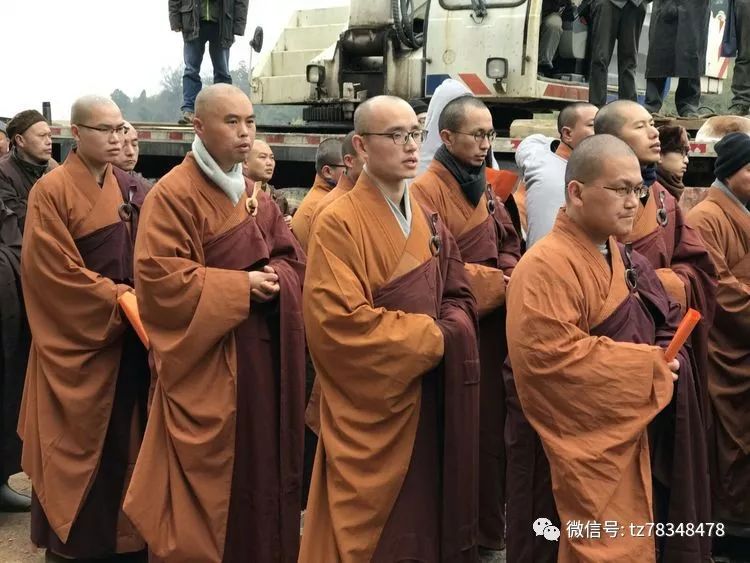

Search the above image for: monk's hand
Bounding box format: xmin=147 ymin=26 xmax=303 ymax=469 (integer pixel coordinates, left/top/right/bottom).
xmin=667 ymin=358 xmax=680 ymax=381
xmin=503 ymin=275 xmax=511 ymax=284
xmin=249 ymin=269 xmax=280 ymax=303
xmin=284 ymin=214 xmax=292 ymax=226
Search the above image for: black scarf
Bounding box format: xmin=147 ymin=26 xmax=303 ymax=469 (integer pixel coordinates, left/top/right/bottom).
xmin=641 ymin=164 xmax=657 ymax=187
xmin=434 ymin=144 xmax=486 ymax=207
xmin=12 ymin=147 xmax=48 ymax=184
xmin=656 ymin=166 xmax=685 ymax=201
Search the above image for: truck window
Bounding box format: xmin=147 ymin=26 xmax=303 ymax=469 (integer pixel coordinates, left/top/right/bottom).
xmin=439 ymin=0 xmax=527 ymax=9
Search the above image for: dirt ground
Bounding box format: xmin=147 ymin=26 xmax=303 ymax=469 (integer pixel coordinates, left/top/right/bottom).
xmin=0 ymin=474 xmax=44 ymax=563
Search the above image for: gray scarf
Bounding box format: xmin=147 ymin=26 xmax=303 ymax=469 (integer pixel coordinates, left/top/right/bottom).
xmin=191 ymin=137 xmax=246 ymax=204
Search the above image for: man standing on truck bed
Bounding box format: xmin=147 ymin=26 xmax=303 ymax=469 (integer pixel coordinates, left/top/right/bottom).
xmin=169 ymin=0 xmax=250 ymax=125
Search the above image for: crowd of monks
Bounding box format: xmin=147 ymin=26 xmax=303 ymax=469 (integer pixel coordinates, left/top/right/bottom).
xmin=0 ymin=79 xmax=747 ymax=563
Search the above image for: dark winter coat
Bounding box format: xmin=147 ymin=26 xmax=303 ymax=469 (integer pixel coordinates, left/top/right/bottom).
xmin=646 ymin=0 xmax=711 ymax=78
xmin=168 ymin=0 xmax=250 ymax=49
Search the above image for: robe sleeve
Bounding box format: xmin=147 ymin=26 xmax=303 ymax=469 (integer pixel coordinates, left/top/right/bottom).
xmin=463 ymin=263 xmax=506 ymax=316
xmin=506 ymin=253 xmax=675 ymax=522
xmin=664 ymin=205 xmax=717 ymax=316
xmin=134 ymin=182 xmax=252 ymax=387
xmin=690 ymin=211 xmax=750 ymax=333
xmin=304 ymin=209 xmax=444 ymax=397
xmin=21 ymin=184 xmax=128 ymax=353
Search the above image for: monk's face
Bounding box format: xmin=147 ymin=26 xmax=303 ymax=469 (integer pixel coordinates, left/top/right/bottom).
xmin=726 ymin=164 xmax=750 ymax=200
xmin=570 ymin=154 xmax=642 ymax=241
xmin=564 ymin=105 xmax=597 ymax=149
xmin=17 ymin=121 xmax=52 ymax=164
xmin=615 ymin=105 xmax=661 ymax=165
xmin=357 ymin=99 xmax=421 ymax=182
xmin=441 ymin=105 xmax=494 ymax=167
xmin=113 ymin=128 xmax=139 ymax=172
xmin=244 ymin=141 xmax=275 ymax=182
xmin=194 ymin=90 xmax=256 ymax=171
xmin=73 ymin=104 xmax=125 ymax=167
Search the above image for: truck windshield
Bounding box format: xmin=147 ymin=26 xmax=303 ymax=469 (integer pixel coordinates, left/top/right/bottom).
xmin=440 ymin=0 xmax=526 ymax=9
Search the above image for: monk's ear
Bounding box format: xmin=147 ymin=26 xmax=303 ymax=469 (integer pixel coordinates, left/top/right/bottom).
xmin=70 ymin=125 xmax=81 ymax=144
xmin=567 ymin=180 xmax=584 ymax=206
xmin=193 ymin=116 xmax=204 ymax=137
xmin=439 ymin=129 xmax=453 ymax=146
xmin=352 ymin=134 xmax=366 ymax=157
xmin=560 ymin=126 xmax=573 ymax=145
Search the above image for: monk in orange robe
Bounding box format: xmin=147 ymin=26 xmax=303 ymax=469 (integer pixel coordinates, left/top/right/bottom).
xmin=19 ymin=96 xmax=150 ymax=560
xmin=411 ymin=95 xmax=520 ymax=556
xmin=123 ymin=85 xmax=306 ymax=563
xmin=289 ymin=137 xmax=344 ymax=250
xmin=595 ymin=100 xmax=716 ymax=562
xmin=507 ymin=135 xmax=685 ymax=563
xmin=302 ymin=130 xmax=366 ymax=504
xmin=300 ymin=96 xmax=480 ymax=562
xmin=687 ymin=132 xmax=750 ymax=546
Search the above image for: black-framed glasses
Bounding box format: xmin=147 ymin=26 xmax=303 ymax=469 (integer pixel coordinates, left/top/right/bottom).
xmin=454 ymin=130 xmax=497 ymax=143
xmin=361 ymin=130 xmax=426 ymax=145
xmin=586 ymin=183 xmax=649 ymax=198
xmin=77 ymin=123 xmax=129 ymax=136
xmin=324 ymin=163 xmax=347 ymax=169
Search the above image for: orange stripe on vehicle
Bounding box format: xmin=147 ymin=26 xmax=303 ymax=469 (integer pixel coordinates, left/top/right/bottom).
xmin=543 ymin=83 xmax=590 ymax=101
xmin=459 ymin=73 xmax=492 ymax=96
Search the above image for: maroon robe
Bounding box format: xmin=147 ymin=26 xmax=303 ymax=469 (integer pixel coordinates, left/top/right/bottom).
xmin=371 ymin=211 xmax=480 ymax=562
xmin=623 ymin=181 xmax=716 ymax=562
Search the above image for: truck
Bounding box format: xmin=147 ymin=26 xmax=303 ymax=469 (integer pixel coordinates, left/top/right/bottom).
xmin=50 ymin=0 xmax=733 ymax=188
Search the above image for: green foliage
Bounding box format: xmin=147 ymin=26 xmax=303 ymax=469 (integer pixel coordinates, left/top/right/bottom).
xmin=111 ymin=61 xmax=251 ymax=123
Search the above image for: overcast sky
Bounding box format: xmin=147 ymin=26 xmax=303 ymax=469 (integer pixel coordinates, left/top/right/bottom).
xmin=0 ymin=0 xmax=347 ymax=119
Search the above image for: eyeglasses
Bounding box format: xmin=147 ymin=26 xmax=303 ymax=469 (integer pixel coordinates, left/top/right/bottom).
xmin=77 ymin=123 xmax=129 ymax=137
xmin=588 ymin=183 xmax=650 ymax=198
xmin=454 ymin=130 xmax=497 ymax=143
xmin=324 ymin=163 xmax=347 ymax=169
xmin=361 ymin=130 xmax=426 ymax=145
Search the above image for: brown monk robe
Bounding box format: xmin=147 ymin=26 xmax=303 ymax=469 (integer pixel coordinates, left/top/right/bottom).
xmin=305 ymin=130 xmax=365 ymax=436
xmin=595 ymin=100 xmax=716 ymax=562
xmin=300 ymin=96 xmax=480 ymax=563
xmin=290 ymin=138 xmax=344 ymax=251
xmin=18 ymin=96 xmax=149 ymax=559
xmin=507 ymin=136 xmax=682 ymax=563
xmin=410 ymin=95 xmax=521 ymax=552
xmin=687 ymin=141 xmax=750 ymax=532
xmin=123 ymin=85 xmax=306 ymax=563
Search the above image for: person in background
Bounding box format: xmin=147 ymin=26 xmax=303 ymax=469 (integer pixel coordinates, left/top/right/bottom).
xmin=409 ymin=99 xmax=429 ymax=129
xmin=290 ymin=138 xmax=344 ymax=251
xmin=170 ymin=0 xmax=250 ymax=125
xmin=0 ymin=121 xmax=9 ymax=157
xmin=644 ymin=0 xmax=711 ymax=118
xmin=585 ymin=0 xmax=647 ymax=107
xmin=656 ymin=125 xmax=691 ymax=201
xmin=243 ymin=139 xmax=292 ymax=225
xmin=538 ymin=0 xmax=573 ymax=77
xmin=0 ymin=110 xmax=55 ymax=232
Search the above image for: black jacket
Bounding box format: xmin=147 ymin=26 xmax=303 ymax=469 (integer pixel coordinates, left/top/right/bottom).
xmin=169 ymin=0 xmax=250 ymax=48
xmin=646 ymin=0 xmax=711 ymax=78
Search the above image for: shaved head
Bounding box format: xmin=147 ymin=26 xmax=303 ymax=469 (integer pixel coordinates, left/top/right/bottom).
xmin=594 ymin=100 xmax=642 ymax=136
xmin=565 ymin=134 xmax=637 ymax=197
xmin=251 ymin=139 xmax=271 ymax=155
xmin=354 ymin=96 xmax=413 ymax=134
xmin=195 ymin=84 xmax=249 ymax=120
xmin=70 ymin=95 xmax=120 ymax=125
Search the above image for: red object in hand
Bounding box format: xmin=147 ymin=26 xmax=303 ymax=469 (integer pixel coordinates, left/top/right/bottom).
xmin=664 ymin=308 xmax=702 ymax=362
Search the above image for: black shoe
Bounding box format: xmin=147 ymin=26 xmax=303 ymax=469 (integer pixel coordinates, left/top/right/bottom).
xmin=0 ymin=482 xmax=31 ymax=512
xmin=679 ymin=106 xmax=717 ymax=118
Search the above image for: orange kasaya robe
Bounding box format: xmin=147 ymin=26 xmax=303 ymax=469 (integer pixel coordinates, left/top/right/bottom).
xmin=290 ymin=173 xmax=333 ymax=251
xmin=687 ymin=186 xmax=750 ymax=526
xmin=411 ymin=159 xmax=521 ymax=550
xmin=300 ymin=171 xmax=481 ymax=563
xmin=304 ymin=170 xmax=356 ymax=435
xmin=123 ymin=154 xmax=307 ymax=563
xmin=19 ymin=150 xmax=149 ymax=558
xmin=506 ymin=211 xmax=677 ymax=563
